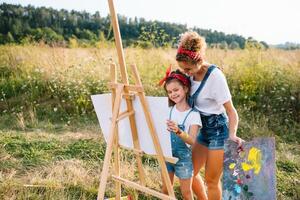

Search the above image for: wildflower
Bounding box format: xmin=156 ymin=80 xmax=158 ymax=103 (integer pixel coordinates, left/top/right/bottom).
xmin=290 ymin=96 xmax=296 ymax=101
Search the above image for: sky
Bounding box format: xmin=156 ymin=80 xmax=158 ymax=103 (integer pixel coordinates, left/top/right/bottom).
xmin=1 ymin=0 xmax=300 ymax=45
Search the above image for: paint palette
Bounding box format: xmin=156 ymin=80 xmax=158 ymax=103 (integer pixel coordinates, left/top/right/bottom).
xmin=222 ymin=137 xmax=276 ymax=200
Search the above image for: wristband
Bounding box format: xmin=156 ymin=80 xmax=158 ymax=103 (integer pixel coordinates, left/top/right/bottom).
xmin=180 ymin=131 xmax=189 ymax=140
xmin=175 ymin=128 xmax=182 ymax=135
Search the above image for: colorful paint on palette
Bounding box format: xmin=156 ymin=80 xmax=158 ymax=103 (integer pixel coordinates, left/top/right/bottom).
xmin=229 ymin=163 xmax=236 ymax=169
xmin=241 ymin=147 xmax=262 ymax=174
xmin=222 ymin=137 xmax=276 ymax=200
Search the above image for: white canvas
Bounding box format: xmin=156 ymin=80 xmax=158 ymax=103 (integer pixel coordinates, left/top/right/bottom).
xmin=91 ymin=93 xmax=173 ymax=158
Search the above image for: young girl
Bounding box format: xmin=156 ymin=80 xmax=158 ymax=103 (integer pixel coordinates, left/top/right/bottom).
xmin=175 ymin=31 xmax=244 ymax=200
xmin=160 ymin=69 xmax=202 ymax=200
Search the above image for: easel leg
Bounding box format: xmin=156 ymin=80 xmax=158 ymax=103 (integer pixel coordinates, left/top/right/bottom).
xmin=131 ymin=64 xmax=175 ymax=198
xmin=111 ymin=63 xmax=121 ymax=200
xmin=114 ymin=133 xmax=121 ymax=200
xmin=125 ymin=99 xmax=146 ymax=185
xmin=97 ymin=84 xmax=124 ymax=200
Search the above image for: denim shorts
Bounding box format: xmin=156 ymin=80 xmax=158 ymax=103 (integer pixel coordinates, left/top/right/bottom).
xmin=197 ymin=113 xmax=229 ymax=150
xmin=166 ymin=150 xmax=193 ymax=179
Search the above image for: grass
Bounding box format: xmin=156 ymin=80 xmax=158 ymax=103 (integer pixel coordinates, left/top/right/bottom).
xmin=1 ymin=127 xmax=299 ymax=199
xmin=0 ymin=44 xmax=299 ymax=199
xmin=0 ymin=127 xmax=166 ymax=199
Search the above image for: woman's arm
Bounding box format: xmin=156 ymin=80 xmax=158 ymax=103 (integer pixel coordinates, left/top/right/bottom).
xmin=223 ymin=100 xmax=244 ymax=146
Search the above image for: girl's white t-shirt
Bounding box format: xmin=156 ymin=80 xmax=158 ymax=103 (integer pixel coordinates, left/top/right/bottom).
xmin=169 ymin=106 xmax=202 ymax=133
xmin=190 ymin=68 xmax=232 ymax=115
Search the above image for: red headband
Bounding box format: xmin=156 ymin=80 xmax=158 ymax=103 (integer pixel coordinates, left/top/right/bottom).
xmin=158 ymin=65 xmax=190 ymax=86
xmin=177 ymin=46 xmax=199 ymax=60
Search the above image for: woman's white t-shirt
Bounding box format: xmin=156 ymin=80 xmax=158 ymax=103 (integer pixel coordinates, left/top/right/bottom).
xmin=190 ymin=68 xmax=232 ymax=115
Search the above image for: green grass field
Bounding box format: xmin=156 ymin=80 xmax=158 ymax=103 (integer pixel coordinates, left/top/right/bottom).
xmin=0 ymin=45 xmax=299 ymax=199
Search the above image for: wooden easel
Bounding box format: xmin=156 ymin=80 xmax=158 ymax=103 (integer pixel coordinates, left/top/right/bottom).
xmin=97 ymin=0 xmax=176 ymax=199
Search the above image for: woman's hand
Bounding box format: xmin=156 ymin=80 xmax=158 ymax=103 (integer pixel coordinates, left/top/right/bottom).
xmin=194 ymin=53 xmax=203 ymax=63
xmin=229 ymin=135 xmax=244 ymax=147
xmin=166 ymin=120 xmax=180 ymax=133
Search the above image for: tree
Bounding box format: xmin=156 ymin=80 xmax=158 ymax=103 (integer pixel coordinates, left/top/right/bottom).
xmin=0 ymin=33 xmax=4 ymax=44
xmin=229 ymin=41 xmax=240 ymax=49
xmin=219 ymin=41 xmax=228 ymax=49
xmin=68 ymin=35 xmax=78 ymax=48
xmin=98 ymin=31 xmax=106 ymax=42
xmin=41 ymin=27 xmax=64 ymax=44
xmin=245 ymin=37 xmax=263 ymax=50
xmin=76 ymin=29 xmax=97 ymax=40
xmin=138 ymin=23 xmax=171 ymax=48
xmin=6 ymin=32 xmax=15 ymax=43
xmin=0 ymin=3 xmax=255 ymax=48
xmin=259 ymin=41 xmax=269 ymax=49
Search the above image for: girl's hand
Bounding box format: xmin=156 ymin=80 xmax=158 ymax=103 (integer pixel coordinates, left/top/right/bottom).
xmin=166 ymin=120 xmax=179 ymax=133
xmin=229 ymin=135 xmax=244 ymax=147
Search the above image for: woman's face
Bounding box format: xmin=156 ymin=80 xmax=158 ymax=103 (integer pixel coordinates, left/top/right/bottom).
xmin=177 ymin=61 xmax=200 ymax=76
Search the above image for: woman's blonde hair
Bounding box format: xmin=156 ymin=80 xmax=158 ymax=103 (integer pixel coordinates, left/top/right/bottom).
xmin=176 ymin=31 xmax=207 ymax=64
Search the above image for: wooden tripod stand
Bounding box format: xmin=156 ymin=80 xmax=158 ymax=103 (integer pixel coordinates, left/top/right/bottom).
xmin=97 ymin=0 xmax=176 ymax=199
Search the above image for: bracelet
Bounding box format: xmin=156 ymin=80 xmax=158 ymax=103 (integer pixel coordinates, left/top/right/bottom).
xmin=175 ymin=128 xmax=182 ymax=135
xmin=180 ymin=131 xmax=189 ymax=140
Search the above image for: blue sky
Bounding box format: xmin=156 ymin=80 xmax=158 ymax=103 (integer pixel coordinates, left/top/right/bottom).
xmin=1 ymin=0 xmax=300 ymax=44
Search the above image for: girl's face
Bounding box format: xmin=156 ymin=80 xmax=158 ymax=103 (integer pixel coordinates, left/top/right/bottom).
xmin=177 ymin=61 xmax=200 ymax=76
xmin=165 ymin=81 xmax=188 ymax=104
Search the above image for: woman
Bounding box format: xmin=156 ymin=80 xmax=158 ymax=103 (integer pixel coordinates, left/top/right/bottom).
xmin=175 ymin=31 xmax=243 ymax=200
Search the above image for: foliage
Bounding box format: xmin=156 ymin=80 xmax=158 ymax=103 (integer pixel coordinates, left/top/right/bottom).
xmin=1 ymin=46 xmax=298 ymax=132
xmin=275 ymin=42 xmax=300 ymax=50
xmin=137 ymin=23 xmax=175 ymax=48
xmin=229 ymin=41 xmax=240 ymax=49
xmin=0 ymin=3 xmax=255 ymax=48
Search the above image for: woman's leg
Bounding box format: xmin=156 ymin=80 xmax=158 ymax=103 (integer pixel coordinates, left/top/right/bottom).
xmin=179 ymin=178 xmax=194 ymax=200
xmin=162 ymin=172 xmax=175 ymax=194
xmin=205 ymin=149 xmax=224 ymax=200
xmin=192 ymin=142 xmax=208 ymax=200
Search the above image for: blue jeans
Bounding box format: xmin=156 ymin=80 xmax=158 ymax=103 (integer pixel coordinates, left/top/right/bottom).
xmin=197 ymin=113 xmax=229 ymax=150
xmin=166 ymin=133 xmax=193 ymax=179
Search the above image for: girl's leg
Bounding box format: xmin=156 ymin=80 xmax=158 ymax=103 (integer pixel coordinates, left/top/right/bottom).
xmin=205 ymin=149 xmax=224 ymax=200
xmin=162 ymin=172 xmax=175 ymax=194
xmin=192 ymin=142 xmax=208 ymax=200
xmin=179 ymin=178 xmax=194 ymax=200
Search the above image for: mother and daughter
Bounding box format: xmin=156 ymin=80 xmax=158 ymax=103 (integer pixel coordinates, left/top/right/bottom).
xmin=160 ymin=31 xmax=243 ymax=200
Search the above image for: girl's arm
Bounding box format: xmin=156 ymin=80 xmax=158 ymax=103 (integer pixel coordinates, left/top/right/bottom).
xmin=178 ymin=124 xmax=199 ymax=145
xmin=223 ymin=100 xmax=244 ymax=146
xmin=166 ymin=120 xmax=199 ymax=145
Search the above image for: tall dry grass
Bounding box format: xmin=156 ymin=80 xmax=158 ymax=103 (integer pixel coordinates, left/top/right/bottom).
xmin=0 ymin=44 xmax=300 ymax=199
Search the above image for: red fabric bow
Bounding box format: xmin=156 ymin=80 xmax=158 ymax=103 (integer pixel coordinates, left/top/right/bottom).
xmin=177 ymin=46 xmax=199 ymax=60
xmin=172 ymin=74 xmax=190 ymax=86
xmin=158 ymin=65 xmax=172 ymax=86
xmin=158 ymin=65 xmax=190 ymax=87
